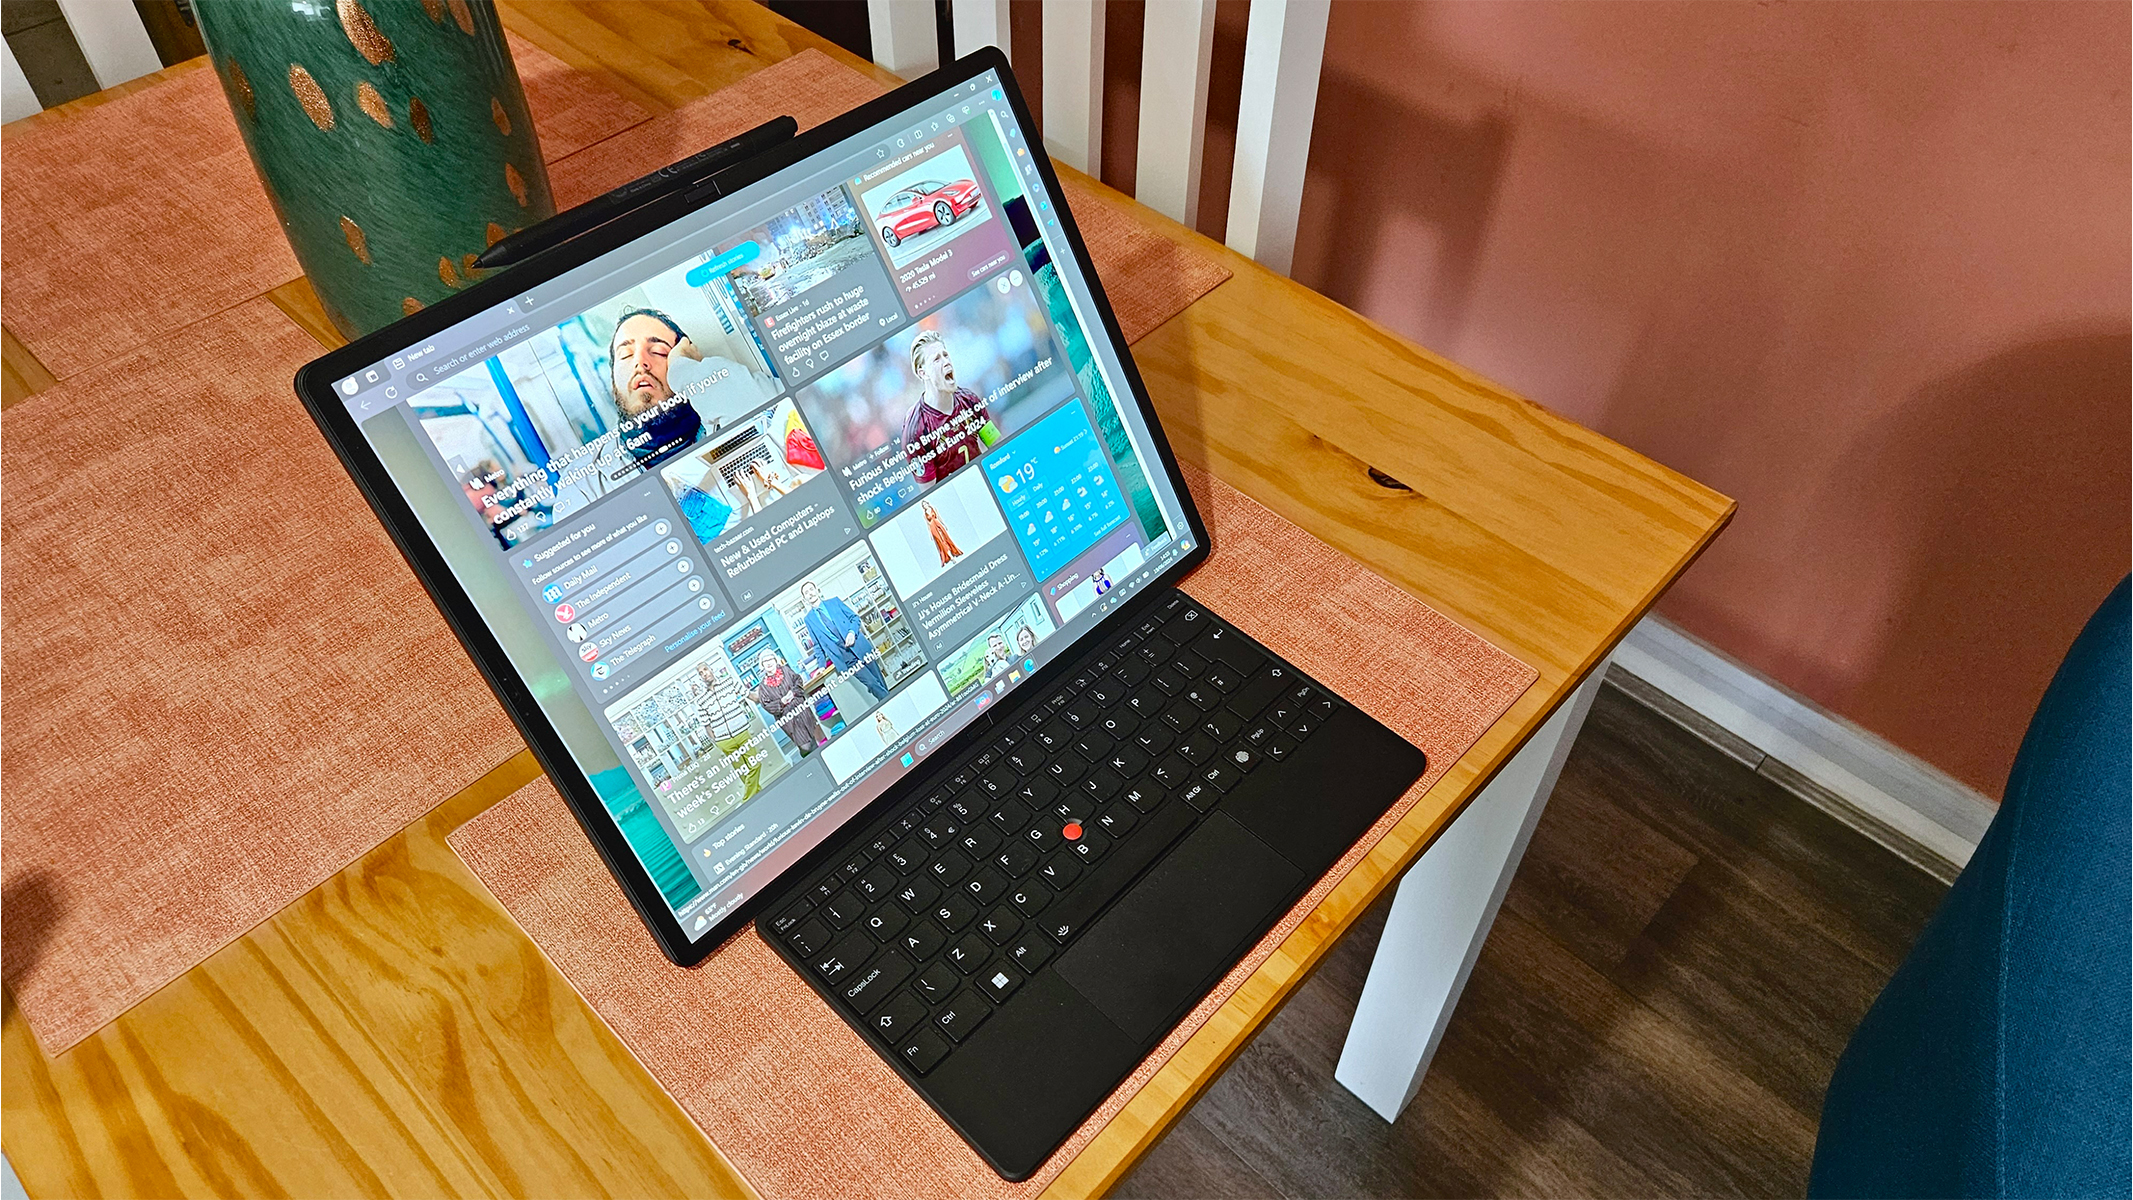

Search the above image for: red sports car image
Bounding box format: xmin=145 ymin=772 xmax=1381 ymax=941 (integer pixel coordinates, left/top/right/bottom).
xmin=875 ymin=179 xmax=983 ymax=247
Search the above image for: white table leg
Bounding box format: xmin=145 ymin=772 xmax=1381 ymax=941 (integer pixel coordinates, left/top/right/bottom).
xmin=1334 ymin=659 xmax=1610 ymax=1121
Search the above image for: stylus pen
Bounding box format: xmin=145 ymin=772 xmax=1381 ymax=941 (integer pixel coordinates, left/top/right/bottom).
xmin=474 ymin=115 xmax=800 ymax=269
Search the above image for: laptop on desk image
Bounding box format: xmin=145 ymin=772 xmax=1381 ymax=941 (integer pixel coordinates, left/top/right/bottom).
xmin=294 ymin=50 xmax=1425 ymax=1180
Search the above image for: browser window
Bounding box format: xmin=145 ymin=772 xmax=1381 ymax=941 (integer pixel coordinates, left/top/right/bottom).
xmin=337 ymin=71 xmax=1195 ymax=938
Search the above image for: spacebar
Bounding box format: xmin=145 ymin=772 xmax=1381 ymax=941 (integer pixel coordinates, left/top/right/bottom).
xmin=1042 ymin=800 xmax=1197 ymax=944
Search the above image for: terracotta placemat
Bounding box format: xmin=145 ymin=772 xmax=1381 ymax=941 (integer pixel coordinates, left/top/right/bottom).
xmin=451 ymin=462 xmax=1536 ymax=1197
xmin=548 ymin=49 xmax=1229 ymax=344
xmin=0 ymin=297 xmax=526 ymax=1054
xmin=0 ymin=33 xmax=645 ymax=381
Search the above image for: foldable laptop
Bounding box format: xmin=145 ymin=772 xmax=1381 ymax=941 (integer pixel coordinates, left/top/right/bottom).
xmin=295 ymin=50 xmax=1424 ymax=1180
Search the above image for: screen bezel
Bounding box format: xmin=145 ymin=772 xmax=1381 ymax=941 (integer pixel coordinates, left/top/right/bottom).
xmin=292 ymin=47 xmax=1213 ymax=966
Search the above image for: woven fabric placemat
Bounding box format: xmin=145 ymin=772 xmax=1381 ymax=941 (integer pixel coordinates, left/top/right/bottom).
xmin=0 ymin=33 xmax=645 ymax=380
xmin=451 ymin=462 xmax=1537 ymax=1198
xmin=0 ymin=298 xmax=527 ymax=1054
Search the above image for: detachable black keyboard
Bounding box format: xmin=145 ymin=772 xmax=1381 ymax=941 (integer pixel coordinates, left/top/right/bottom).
xmin=759 ymin=587 xmax=1425 ymax=1177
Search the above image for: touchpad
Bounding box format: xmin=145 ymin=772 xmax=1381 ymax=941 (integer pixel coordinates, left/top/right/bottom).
xmin=1054 ymin=813 xmax=1305 ymax=1045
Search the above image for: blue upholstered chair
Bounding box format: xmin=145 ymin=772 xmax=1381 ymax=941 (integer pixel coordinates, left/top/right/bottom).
xmin=1809 ymin=577 xmax=2130 ymax=1198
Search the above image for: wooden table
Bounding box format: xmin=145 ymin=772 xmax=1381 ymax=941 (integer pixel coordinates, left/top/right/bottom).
xmin=0 ymin=4 xmax=1732 ymax=1196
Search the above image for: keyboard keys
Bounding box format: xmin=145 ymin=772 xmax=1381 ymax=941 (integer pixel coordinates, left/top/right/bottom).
xmin=1133 ymin=724 xmax=1173 ymax=756
xmin=1174 ymin=733 xmax=1217 ymax=765
xmin=1151 ymin=668 xmax=1189 ymax=695
xmin=1006 ymin=936 xmax=1055 ymax=972
xmin=1033 ymin=721 xmax=1071 ymax=752
xmin=1201 ymin=662 xmax=1244 ymax=694
xmin=822 ymin=890 xmax=865 ymax=928
xmin=978 ymin=765 xmax=1018 ymax=799
xmin=1044 ymin=755 xmax=1086 ymax=787
xmin=788 ymin=919 xmax=830 ymax=957
xmin=1264 ymin=734 xmax=1298 ymax=763
xmin=935 ymin=990 xmax=993 ymax=1043
xmin=1023 ymin=823 xmax=1059 ymax=854
xmin=1037 ymin=853 xmax=1082 ymax=891
xmin=1288 ymin=715 xmax=1318 ymax=741
xmin=839 ymin=951 xmax=915 ymax=1013
xmin=918 ymin=815 xmax=960 ymax=847
xmin=873 ymin=992 xmax=930 ymax=1043
xmin=914 ymin=962 xmax=959 ymax=1003
xmin=945 ymin=794 xmax=983 ymax=821
xmin=1160 ymin=702 xmax=1198 ymax=732
xmin=1071 ymin=731 xmax=1113 ymax=762
xmin=994 ymin=841 xmax=1040 ymax=877
xmin=1121 ymin=783 xmax=1166 ymax=813
xmin=1013 ymin=777 xmax=1059 ymax=808
xmin=1135 ymin=636 xmax=1175 ymax=665
xmin=856 ymin=865 xmax=897 ymax=903
xmin=770 ymin=900 xmax=812 ymax=936
xmin=927 ymin=850 xmax=972 ymax=885
xmin=1079 ymin=768 xmax=1123 ymax=804
xmin=1202 ymin=760 xmax=1243 ymax=792
xmin=958 ymin=825 xmax=1002 ymax=859
xmin=1178 ymin=780 xmax=1218 ymax=812
xmin=1150 ymin=756 xmax=1190 ymax=788
xmin=1200 ymin=709 xmax=1243 ymax=742
xmin=898 ymin=921 xmax=946 ymax=960
xmin=946 ymin=933 xmax=991 ymax=973
xmin=863 ymin=906 xmax=908 ymax=942
xmin=989 ymin=799 xmax=1032 ymax=834
xmin=895 ymin=877 xmax=940 ymax=913
xmin=979 ymin=906 xmax=1022 ymax=944
xmin=1226 ymin=745 xmax=1261 ymax=773
xmin=1125 ymin=689 xmax=1166 ymax=719
xmin=1008 ymin=883 xmax=1050 ymax=916
xmin=814 ymin=931 xmax=874 ymax=984
xmin=1113 ymin=656 xmax=1150 ymax=685
xmin=977 ymin=961 xmax=1024 ymax=1003
xmin=1104 ymin=745 xmax=1148 ymax=777
xmin=1093 ymin=804 xmax=1138 ymax=837
xmin=931 ymin=892 xmax=979 ymax=931
xmin=899 ymin=1029 xmax=952 ymax=1075
xmin=961 ymin=867 xmax=1010 ymax=905
xmin=1068 ymin=828 xmax=1110 ymax=863
xmin=1195 ymin=624 xmax=1265 ymax=673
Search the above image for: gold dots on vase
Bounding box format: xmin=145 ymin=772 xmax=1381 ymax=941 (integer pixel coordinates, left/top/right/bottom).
xmin=439 ymin=256 xmax=462 ymax=288
xmin=336 ymin=0 xmax=395 ymax=66
xmin=485 ymin=221 xmax=507 ymax=247
xmin=409 ymin=96 xmax=434 ymax=144
xmin=340 ymin=215 xmax=372 ymax=264
xmin=223 ymin=57 xmax=256 ymax=120
xmin=447 ymin=0 xmax=476 ymax=35
xmin=289 ymin=64 xmax=334 ymax=131
xmin=355 ymin=80 xmax=393 ymax=128
xmin=403 ymin=296 xmax=425 ymax=316
xmin=504 ymin=163 xmax=529 ymax=207
xmin=420 ymin=0 xmax=444 ymax=23
xmin=490 ymin=97 xmax=511 ymax=137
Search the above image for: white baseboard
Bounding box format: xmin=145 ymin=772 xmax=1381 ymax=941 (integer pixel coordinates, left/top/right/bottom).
xmin=1610 ymin=616 xmax=1996 ymax=881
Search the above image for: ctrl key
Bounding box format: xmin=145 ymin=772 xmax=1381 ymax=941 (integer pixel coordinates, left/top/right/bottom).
xmin=899 ymin=1028 xmax=953 ymax=1076
xmin=934 ymin=989 xmax=994 ymax=1044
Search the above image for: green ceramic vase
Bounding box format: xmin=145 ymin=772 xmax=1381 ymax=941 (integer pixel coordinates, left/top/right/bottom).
xmin=195 ymin=0 xmax=555 ymax=338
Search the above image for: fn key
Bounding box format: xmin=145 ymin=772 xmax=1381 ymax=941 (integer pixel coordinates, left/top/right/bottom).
xmin=899 ymin=1028 xmax=952 ymax=1075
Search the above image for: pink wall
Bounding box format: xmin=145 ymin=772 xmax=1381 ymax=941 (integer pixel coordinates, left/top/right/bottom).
xmin=1280 ymin=0 xmax=2130 ymax=797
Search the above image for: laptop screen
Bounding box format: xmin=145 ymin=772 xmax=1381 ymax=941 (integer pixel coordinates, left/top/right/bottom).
xmin=329 ymin=68 xmax=1197 ymax=940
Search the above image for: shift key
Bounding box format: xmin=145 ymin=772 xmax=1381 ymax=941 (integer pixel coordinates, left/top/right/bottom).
xmin=1036 ymin=799 xmax=1196 ymax=944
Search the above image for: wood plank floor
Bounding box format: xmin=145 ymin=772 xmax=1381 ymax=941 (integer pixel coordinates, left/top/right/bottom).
xmin=1114 ymin=683 xmax=1951 ymax=1198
